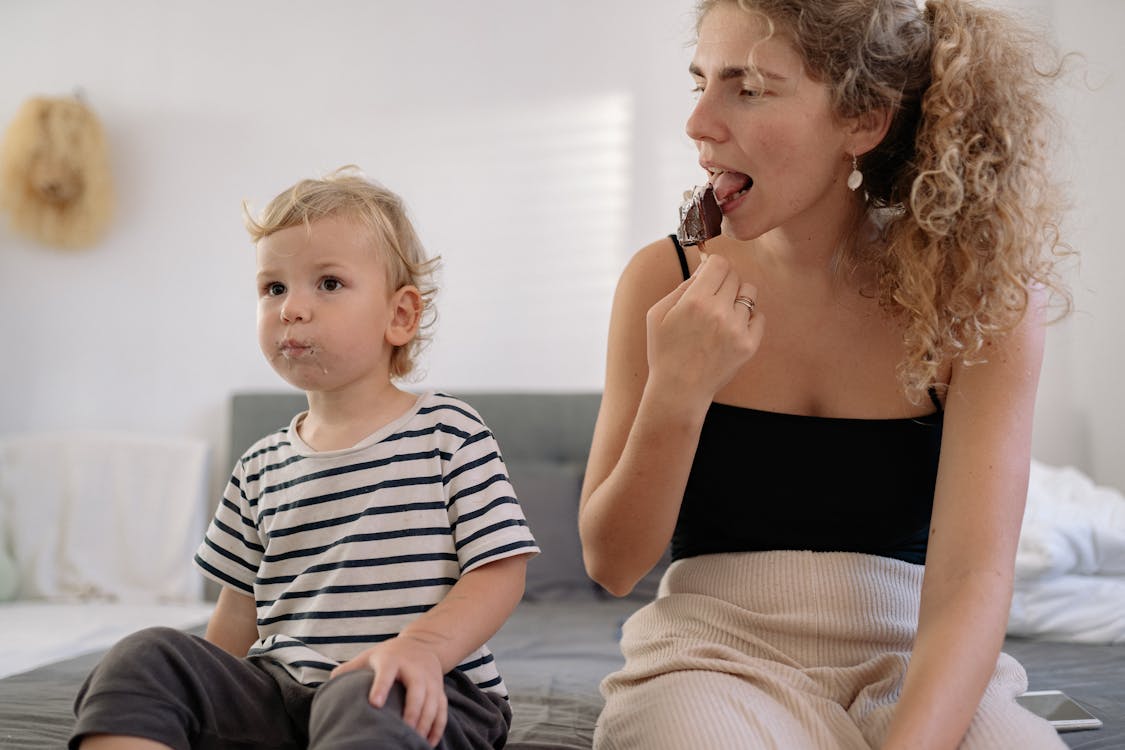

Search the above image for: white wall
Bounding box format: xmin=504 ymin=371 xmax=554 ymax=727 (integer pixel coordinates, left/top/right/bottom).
xmin=1 ymin=1 xmax=1122 ymax=492
xmin=1044 ymin=0 xmax=1125 ymax=493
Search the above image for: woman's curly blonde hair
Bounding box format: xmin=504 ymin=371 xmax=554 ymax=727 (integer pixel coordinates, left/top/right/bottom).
xmin=697 ymin=0 xmax=1072 ymax=401
xmin=244 ymin=166 xmax=440 ymax=381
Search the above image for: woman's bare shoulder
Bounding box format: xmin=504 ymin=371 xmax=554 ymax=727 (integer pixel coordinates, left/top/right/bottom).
xmin=616 ymin=235 xmax=692 ymax=302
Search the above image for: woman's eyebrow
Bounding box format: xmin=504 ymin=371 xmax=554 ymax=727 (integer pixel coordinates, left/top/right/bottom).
xmin=688 ymin=62 xmax=787 ymax=82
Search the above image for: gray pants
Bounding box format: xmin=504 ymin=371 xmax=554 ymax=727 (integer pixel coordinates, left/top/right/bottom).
xmin=70 ymin=627 xmax=511 ymax=750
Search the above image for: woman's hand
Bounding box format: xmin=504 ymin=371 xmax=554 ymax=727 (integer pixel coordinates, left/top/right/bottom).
xmin=331 ymin=634 xmax=447 ymax=746
xmin=645 ymin=253 xmax=765 ymax=402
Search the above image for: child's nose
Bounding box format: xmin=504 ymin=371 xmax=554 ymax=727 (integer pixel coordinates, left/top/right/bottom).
xmin=280 ymin=294 xmax=310 ymax=323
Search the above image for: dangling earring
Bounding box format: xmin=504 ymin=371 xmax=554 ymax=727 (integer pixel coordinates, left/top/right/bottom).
xmin=847 ymin=153 xmax=864 ymax=191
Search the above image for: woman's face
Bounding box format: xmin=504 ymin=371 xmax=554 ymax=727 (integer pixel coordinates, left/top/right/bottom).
xmin=687 ymin=2 xmax=854 ymax=242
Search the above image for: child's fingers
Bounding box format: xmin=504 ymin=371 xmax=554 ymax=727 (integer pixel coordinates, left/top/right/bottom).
xmin=427 ymin=712 xmax=448 ymax=747
xmin=400 ymin=678 xmax=427 ymax=730
xmin=419 ymin=690 xmax=448 ymax=746
xmin=367 ymin=665 xmax=398 ymax=707
xmin=329 ymin=654 xmax=363 ymax=679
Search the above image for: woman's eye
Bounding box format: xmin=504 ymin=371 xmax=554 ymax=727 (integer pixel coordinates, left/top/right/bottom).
xmin=320 ymin=278 xmax=342 ymax=292
xmin=266 ymin=282 xmax=286 ymax=296
xmin=741 ymin=88 xmax=763 ymax=98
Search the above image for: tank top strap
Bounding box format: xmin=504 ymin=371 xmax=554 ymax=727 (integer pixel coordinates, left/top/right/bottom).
xmin=669 ymin=233 xmax=690 ymax=281
xmin=927 ymin=385 xmax=944 ymax=412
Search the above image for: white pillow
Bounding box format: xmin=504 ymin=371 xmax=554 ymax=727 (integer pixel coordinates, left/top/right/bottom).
xmin=0 ymin=432 xmax=210 ymax=603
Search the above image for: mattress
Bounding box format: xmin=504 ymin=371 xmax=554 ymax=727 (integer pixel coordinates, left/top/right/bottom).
xmin=0 ymin=601 xmax=215 ymax=680
xmin=1 ymin=600 xmax=1121 ymax=749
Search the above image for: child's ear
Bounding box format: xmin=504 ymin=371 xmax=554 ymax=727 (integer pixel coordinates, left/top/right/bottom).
xmin=847 ymin=107 xmax=893 ymax=158
xmin=385 ymin=285 xmax=423 ymax=347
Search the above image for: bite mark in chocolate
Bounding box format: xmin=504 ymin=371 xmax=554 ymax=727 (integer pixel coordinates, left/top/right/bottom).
xmin=677 ymin=183 xmax=723 ymax=246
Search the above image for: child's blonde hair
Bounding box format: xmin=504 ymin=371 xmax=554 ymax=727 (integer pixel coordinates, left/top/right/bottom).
xmin=245 ymin=166 xmax=439 ymax=380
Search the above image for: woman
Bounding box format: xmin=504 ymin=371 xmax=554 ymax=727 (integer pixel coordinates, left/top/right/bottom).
xmin=579 ymin=1 xmax=1071 ymax=747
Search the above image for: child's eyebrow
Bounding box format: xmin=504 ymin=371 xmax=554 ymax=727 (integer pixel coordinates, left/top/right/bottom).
xmin=310 ymin=260 xmax=352 ymax=274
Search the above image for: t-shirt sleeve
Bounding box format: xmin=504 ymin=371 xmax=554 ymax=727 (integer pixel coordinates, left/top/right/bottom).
xmin=446 ymin=429 xmax=539 ymax=574
xmin=193 ymin=463 xmax=264 ymax=595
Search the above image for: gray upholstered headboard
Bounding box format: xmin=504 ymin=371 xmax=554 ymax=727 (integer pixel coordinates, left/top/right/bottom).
xmin=223 ymin=390 xmax=614 ymax=602
xmin=228 ymin=390 xmax=602 ymax=473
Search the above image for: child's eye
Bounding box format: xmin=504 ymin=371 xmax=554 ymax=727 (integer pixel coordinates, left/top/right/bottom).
xmin=265 ymin=282 xmax=286 ymax=297
xmin=319 ymin=278 xmax=342 ymax=292
xmin=741 ymin=88 xmax=763 ymax=98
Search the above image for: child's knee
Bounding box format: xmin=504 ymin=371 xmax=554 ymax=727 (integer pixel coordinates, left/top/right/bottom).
xmin=108 ymin=627 xmax=193 ymax=660
xmin=81 ymin=627 xmax=196 ymax=692
xmin=310 ymin=671 xmax=427 ymax=748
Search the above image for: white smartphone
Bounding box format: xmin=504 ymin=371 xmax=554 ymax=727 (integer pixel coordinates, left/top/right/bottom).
xmin=1016 ymin=690 xmax=1103 ymax=732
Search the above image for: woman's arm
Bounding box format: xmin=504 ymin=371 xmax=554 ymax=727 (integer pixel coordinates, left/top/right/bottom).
xmin=881 ymin=294 xmax=1048 ymax=750
xmin=204 ymin=587 xmax=259 ymax=657
xmin=579 ymin=241 xmax=764 ymax=595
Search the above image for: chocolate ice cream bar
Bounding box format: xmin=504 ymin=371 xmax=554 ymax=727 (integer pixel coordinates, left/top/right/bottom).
xmin=676 ymin=183 xmax=722 ymax=246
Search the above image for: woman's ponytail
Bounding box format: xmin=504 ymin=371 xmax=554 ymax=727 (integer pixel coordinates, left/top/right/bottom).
xmin=879 ymin=0 xmax=1070 ymax=398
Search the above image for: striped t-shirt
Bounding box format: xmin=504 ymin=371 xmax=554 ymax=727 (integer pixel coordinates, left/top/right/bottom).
xmin=194 ymin=391 xmax=539 ymax=696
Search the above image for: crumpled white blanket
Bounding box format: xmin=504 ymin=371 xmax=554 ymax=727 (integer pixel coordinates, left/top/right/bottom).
xmin=1008 ymin=460 xmax=1125 ymax=643
xmin=0 ymin=431 xmax=210 ymax=604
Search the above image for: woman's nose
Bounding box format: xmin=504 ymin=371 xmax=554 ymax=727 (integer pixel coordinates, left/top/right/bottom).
xmin=685 ymin=90 xmax=726 ymax=144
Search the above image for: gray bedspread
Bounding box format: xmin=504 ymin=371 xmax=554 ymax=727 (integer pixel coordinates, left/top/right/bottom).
xmin=1 ymin=599 xmax=1120 ymax=749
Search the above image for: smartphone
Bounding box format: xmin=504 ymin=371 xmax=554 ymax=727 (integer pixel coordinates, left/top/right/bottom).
xmin=1016 ymin=690 xmax=1103 ymax=732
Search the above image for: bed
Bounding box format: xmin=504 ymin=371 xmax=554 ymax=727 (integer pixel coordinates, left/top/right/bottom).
xmin=1 ymin=391 xmax=1122 ymax=749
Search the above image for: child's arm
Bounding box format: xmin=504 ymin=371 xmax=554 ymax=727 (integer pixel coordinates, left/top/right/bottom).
xmin=332 ymin=552 xmax=530 ymax=746
xmin=204 ymin=587 xmax=259 ymax=658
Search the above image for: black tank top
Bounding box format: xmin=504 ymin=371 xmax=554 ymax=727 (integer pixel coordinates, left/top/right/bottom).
xmin=668 ymin=235 xmax=943 ymax=565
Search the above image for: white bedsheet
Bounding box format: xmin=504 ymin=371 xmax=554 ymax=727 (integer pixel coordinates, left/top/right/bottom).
xmin=0 ymin=601 xmax=215 ymax=679
xmin=1009 ymin=460 xmax=1125 ymax=643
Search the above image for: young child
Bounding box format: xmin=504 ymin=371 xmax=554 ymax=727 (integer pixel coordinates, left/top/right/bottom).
xmin=71 ymin=167 xmax=539 ymax=750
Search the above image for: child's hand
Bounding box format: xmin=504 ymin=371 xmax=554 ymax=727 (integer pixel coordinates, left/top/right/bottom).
xmin=331 ymin=634 xmax=447 ymax=746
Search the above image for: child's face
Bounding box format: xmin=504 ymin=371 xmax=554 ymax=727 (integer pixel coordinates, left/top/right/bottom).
xmin=255 ymin=215 xmax=403 ymax=394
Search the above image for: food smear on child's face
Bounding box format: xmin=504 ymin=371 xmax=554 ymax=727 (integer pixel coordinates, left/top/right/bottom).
xmin=276 ymin=338 xmax=330 ymax=375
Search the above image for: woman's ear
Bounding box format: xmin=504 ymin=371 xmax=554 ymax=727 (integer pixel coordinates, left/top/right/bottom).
xmin=848 ymin=107 xmax=893 ymax=157
xmin=385 ymin=285 xmax=423 ymax=347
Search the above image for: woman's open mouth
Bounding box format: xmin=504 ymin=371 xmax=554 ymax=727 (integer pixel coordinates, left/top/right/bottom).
xmin=709 ymin=169 xmax=753 ymax=206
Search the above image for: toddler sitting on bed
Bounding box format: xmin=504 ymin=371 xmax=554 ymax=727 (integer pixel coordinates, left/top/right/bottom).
xmin=70 ymin=167 xmax=539 ymax=750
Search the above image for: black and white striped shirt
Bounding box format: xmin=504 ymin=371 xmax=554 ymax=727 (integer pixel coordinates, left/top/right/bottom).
xmin=194 ymin=392 xmax=539 ymax=695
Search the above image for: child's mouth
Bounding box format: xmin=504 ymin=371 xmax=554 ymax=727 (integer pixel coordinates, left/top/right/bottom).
xmin=280 ymin=340 xmax=314 ymax=358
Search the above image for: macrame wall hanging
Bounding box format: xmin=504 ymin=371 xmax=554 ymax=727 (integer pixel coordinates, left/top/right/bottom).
xmin=0 ymin=94 xmax=114 ymax=249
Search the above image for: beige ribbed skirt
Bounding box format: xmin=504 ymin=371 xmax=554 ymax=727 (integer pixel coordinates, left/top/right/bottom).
xmin=595 ymin=551 xmax=1064 ymax=750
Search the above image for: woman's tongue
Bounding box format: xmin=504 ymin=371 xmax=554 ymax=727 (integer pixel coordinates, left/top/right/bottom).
xmin=711 ymin=171 xmax=753 ymax=204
